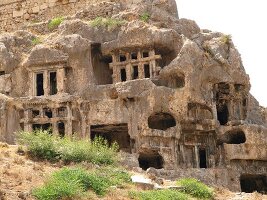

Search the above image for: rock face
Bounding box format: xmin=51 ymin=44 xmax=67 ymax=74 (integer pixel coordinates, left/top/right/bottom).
xmin=0 ymin=0 xmax=266 ymax=194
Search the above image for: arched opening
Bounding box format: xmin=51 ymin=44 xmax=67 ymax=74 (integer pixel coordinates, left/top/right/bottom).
xmin=240 ymin=174 xmax=267 ymax=193
xmin=223 ymin=130 xmax=246 ymax=144
xmin=148 ymin=112 xmax=176 ymax=130
xmin=138 ymin=151 xmax=164 ymax=170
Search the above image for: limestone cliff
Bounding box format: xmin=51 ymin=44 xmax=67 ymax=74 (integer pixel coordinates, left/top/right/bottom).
xmin=0 ymin=0 xmax=266 ymax=193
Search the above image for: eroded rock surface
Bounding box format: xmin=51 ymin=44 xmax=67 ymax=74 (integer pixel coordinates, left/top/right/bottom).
xmin=0 ymin=0 xmax=266 ymax=194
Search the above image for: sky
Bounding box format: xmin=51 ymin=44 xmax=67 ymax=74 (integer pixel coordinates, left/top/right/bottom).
xmin=176 ymin=0 xmax=267 ymax=107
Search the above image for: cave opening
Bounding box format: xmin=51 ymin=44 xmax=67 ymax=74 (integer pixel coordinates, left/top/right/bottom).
xmin=90 ymin=123 xmax=131 ymax=153
xmin=225 ymin=130 xmax=246 ymax=144
xmin=148 ymin=112 xmax=176 ymax=130
xmin=138 ymin=151 xmax=164 ymax=170
xmin=240 ymin=174 xmax=267 ymax=194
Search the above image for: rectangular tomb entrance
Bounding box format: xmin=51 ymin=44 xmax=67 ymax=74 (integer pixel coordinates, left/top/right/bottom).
xmin=240 ymin=174 xmax=267 ymax=194
xmin=90 ymin=123 xmax=131 ymax=153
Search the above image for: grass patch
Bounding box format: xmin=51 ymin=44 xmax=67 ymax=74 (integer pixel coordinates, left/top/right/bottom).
xmin=31 ymin=37 xmax=42 ymax=45
xmin=32 ymin=167 xmax=131 ymax=200
xmin=140 ymin=12 xmax=150 ymax=22
xmin=89 ymin=17 xmax=125 ymax=30
xmin=177 ymin=178 xmax=214 ymax=199
xmin=48 ymin=16 xmax=64 ymax=30
xmin=129 ymin=189 xmax=189 ymax=200
xmin=220 ymin=34 xmax=232 ymax=44
xmin=17 ymin=130 xmax=118 ymax=165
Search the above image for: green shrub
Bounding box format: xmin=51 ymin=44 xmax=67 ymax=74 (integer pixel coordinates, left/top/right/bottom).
xmin=220 ymin=34 xmax=232 ymax=44
xmin=48 ymin=16 xmax=64 ymax=30
xmin=140 ymin=12 xmax=150 ymax=22
xmin=177 ymin=178 xmax=214 ymax=199
xmin=89 ymin=17 xmax=125 ymax=30
xmin=88 ymin=136 xmax=118 ymax=165
xmin=17 ymin=130 xmax=60 ymax=161
xmin=129 ymin=189 xmax=189 ymax=200
xmin=31 ymin=37 xmax=42 ymax=45
xmin=33 ymin=167 xmax=131 ymax=199
xmin=17 ymin=130 xmax=118 ymax=165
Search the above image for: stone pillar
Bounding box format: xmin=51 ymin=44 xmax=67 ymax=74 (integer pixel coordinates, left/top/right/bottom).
xmin=57 ymin=68 xmax=65 ymax=94
xmin=80 ymin=111 xmax=87 ymax=139
xmin=138 ymin=63 xmax=144 ymax=79
xmin=149 ymin=49 xmax=156 ymax=77
xmin=194 ymin=145 xmax=199 ymax=168
xmin=66 ymin=103 xmax=72 ymax=136
xmin=126 ymin=63 xmax=132 ymax=81
xmin=24 ymin=109 xmax=32 ymax=132
xmin=43 ymin=70 xmax=49 ymax=96
xmin=30 ymin=72 xmax=35 ymax=97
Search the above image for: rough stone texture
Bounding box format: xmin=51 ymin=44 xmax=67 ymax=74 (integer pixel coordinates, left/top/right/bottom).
xmin=0 ymin=0 xmax=266 ymax=194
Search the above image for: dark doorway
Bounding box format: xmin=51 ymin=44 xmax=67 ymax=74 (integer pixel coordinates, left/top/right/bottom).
xmin=132 ymin=65 xmax=138 ymax=79
xmin=131 ymin=52 xmax=137 ymax=60
xmin=91 ymin=44 xmax=113 ymax=85
xmin=148 ymin=112 xmax=176 ymax=130
xmin=58 ymin=122 xmax=65 ymax=137
xmin=0 ymin=71 xmax=5 ymax=76
xmin=240 ymin=174 xmax=267 ymax=193
xmin=90 ymin=123 xmax=131 ymax=152
xmin=217 ymin=102 xmax=229 ymax=125
xmin=120 ymin=68 xmax=127 ymax=82
xmin=36 ymin=73 xmax=44 ymax=96
xmin=50 ymin=72 xmax=57 ymax=95
xmin=143 ymin=51 xmax=149 ymax=58
xmin=32 ymin=110 xmax=40 ymax=118
xmin=44 ymin=108 xmax=53 ymax=118
xmin=144 ymin=64 xmax=150 ymax=78
xmin=199 ymin=148 xmax=207 ymax=168
xmin=138 ymin=151 xmax=164 ymax=170
xmin=119 ymin=55 xmax=126 ymax=62
xmin=32 ymin=123 xmax=52 ymax=134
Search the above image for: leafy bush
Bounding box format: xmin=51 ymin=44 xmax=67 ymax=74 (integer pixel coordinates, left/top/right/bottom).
xmin=89 ymin=17 xmax=125 ymax=30
xmin=129 ymin=189 xmax=189 ymax=200
xmin=140 ymin=12 xmax=150 ymax=22
xmin=33 ymin=167 xmax=131 ymax=199
xmin=17 ymin=130 xmax=60 ymax=161
xmin=177 ymin=178 xmax=214 ymax=199
xmin=17 ymin=130 xmax=118 ymax=165
xmin=48 ymin=16 xmax=64 ymax=30
xmin=31 ymin=37 xmax=42 ymax=45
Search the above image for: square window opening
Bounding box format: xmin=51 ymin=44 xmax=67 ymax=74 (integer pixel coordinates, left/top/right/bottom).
xmin=50 ymin=72 xmax=57 ymax=95
xmin=120 ymin=68 xmax=127 ymax=82
xmin=36 ymin=73 xmax=44 ymax=96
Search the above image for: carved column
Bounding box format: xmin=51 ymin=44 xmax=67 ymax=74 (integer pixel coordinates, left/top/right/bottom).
xmin=57 ymin=68 xmax=65 ymax=94
xmin=43 ymin=70 xmax=49 ymax=96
